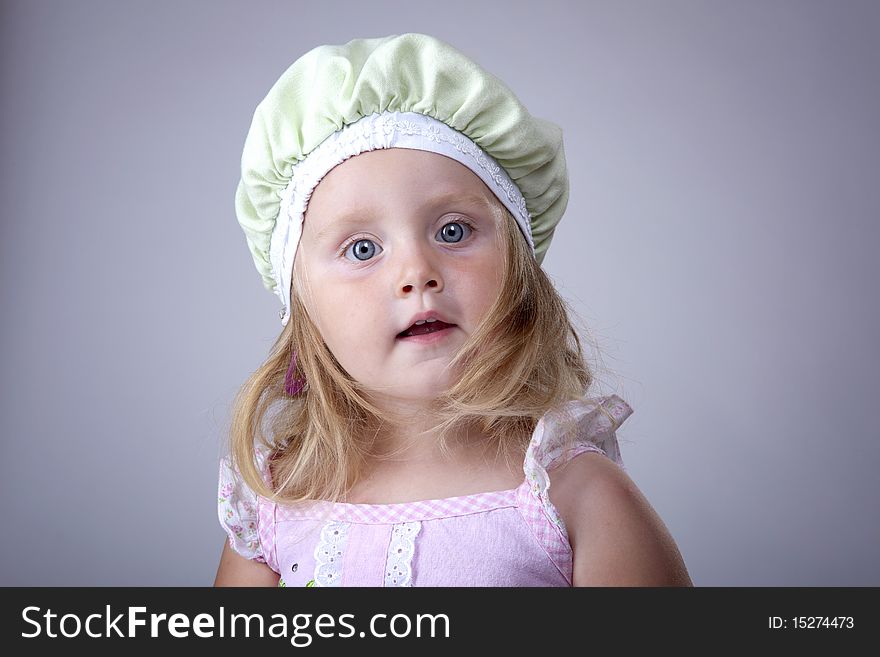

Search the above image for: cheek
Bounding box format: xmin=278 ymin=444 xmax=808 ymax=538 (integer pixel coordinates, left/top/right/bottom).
xmin=297 ymin=260 xmax=350 ymax=333
xmin=311 ymin=285 xmax=389 ymax=362
xmin=461 ymin=255 xmax=504 ymax=309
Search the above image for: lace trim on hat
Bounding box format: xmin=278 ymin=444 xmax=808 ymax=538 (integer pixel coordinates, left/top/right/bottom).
xmin=271 ymin=110 xmax=534 ymax=326
xmin=384 ymin=521 xmax=421 ymax=586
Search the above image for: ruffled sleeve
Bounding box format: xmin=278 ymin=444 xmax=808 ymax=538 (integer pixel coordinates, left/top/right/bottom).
xmin=526 ymin=394 xmax=632 ymax=479
xmin=521 ymin=394 xmax=634 ymax=554
xmin=217 ymin=445 xmax=272 ymax=563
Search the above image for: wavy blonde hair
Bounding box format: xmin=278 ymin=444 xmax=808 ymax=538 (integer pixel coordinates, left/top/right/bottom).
xmin=224 ymin=200 xmax=613 ymax=507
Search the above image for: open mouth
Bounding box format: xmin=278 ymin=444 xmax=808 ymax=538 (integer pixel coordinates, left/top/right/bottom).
xmin=397 ymin=320 xmax=457 ymax=339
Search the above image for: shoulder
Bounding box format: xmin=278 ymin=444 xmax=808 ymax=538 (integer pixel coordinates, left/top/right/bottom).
xmin=548 ymin=452 xmax=693 ymax=586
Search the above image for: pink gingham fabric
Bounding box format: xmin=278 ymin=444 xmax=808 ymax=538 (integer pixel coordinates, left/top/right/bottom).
xmin=218 ymin=394 xmax=633 ymax=586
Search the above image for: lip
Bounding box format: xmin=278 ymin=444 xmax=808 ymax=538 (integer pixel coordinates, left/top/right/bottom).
xmin=395 ymin=324 xmax=457 ymax=345
xmin=397 ymin=310 xmax=457 ymax=336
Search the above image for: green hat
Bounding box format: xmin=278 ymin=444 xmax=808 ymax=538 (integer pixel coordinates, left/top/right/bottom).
xmin=234 ymin=32 xmax=570 ymax=325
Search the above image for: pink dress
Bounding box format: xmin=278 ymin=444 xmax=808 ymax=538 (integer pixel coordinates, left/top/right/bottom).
xmin=217 ymin=395 xmax=633 ymax=587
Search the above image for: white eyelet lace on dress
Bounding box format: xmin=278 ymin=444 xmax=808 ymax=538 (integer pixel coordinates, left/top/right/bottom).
xmin=313 ymin=521 xmax=351 ymax=587
xmin=384 ymin=522 xmax=422 ymax=587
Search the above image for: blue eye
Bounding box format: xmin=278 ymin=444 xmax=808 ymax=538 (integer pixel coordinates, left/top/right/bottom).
xmin=345 ymin=238 xmax=380 ymax=262
xmin=437 ymin=220 xmax=472 ymax=243
xmin=340 ymin=219 xmax=475 ymax=262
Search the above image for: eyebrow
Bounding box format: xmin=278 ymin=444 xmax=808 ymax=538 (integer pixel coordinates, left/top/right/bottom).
xmin=312 ymin=191 xmax=497 ymax=241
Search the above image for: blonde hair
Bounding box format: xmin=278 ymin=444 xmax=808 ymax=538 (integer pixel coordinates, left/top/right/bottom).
xmin=224 ymin=200 xmax=614 ymax=507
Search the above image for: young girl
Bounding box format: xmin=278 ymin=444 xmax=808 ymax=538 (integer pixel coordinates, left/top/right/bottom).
xmin=214 ymin=33 xmax=691 ymax=587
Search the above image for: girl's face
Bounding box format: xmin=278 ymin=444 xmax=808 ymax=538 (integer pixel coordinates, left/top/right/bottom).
xmin=293 ymin=148 xmax=505 ymax=405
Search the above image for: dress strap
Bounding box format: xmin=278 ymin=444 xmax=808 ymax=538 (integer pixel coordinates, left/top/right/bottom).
xmin=516 ymin=394 xmax=634 ymax=584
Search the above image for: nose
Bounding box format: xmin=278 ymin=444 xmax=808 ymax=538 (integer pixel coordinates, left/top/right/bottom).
xmin=396 ymin=242 xmax=444 ymax=297
xmin=401 ymin=278 xmax=439 ymax=294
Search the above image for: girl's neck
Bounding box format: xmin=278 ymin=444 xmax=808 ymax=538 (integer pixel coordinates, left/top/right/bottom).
xmin=345 ymin=429 xmax=526 ymax=505
xmin=365 ymin=420 xmax=486 ymax=465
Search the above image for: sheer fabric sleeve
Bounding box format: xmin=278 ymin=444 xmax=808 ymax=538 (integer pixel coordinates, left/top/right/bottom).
xmin=529 ymin=394 xmax=632 ymax=476
xmin=217 ymin=446 xmax=271 ymax=563
xmin=522 ymin=394 xmax=634 ymax=536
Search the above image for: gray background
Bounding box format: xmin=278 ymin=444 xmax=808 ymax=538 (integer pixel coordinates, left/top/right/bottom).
xmin=1 ymin=0 xmax=877 ymax=586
